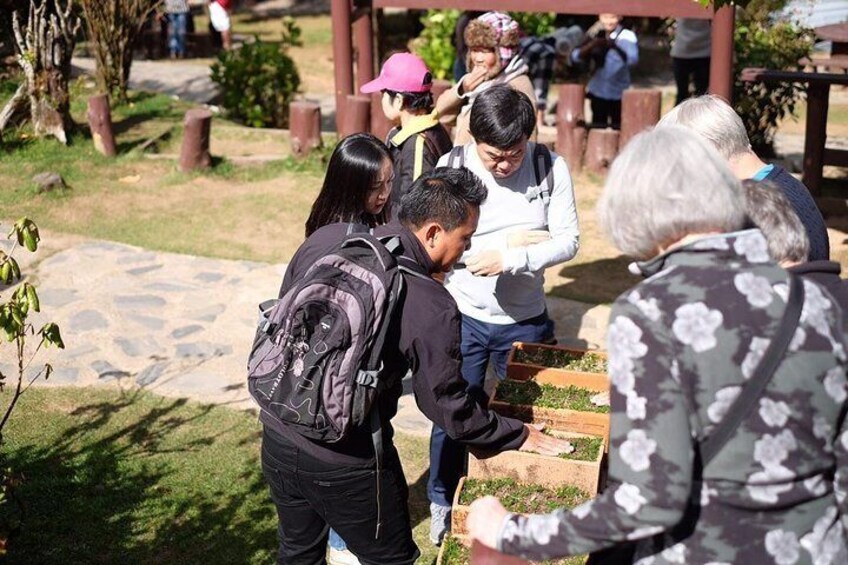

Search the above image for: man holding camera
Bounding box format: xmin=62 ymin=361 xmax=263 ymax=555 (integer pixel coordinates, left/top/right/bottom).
xmin=571 ymin=14 xmax=639 ymax=129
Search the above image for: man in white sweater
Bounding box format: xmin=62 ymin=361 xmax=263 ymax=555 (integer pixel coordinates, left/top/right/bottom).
xmin=427 ymin=85 xmax=580 ymax=544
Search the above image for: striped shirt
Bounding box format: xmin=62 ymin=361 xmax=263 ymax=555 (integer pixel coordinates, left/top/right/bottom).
xmin=164 ymin=0 xmax=190 ymax=13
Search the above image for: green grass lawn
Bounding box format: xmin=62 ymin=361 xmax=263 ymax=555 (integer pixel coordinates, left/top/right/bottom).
xmin=0 ymin=387 xmax=438 ymax=564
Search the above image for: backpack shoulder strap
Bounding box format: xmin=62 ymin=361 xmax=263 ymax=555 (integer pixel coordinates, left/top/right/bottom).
xmin=532 ymin=143 xmax=553 ymax=206
xmin=700 ymin=275 xmax=805 ymax=466
xmin=447 ymin=145 xmax=465 ymax=169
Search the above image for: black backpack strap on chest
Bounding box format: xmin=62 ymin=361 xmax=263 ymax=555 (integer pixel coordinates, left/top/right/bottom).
xmin=447 ymin=145 xmax=465 ymax=169
xmin=532 ymin=143 xmax=553 ymax=207
xmin=700 ymin=274 xmax=805 ymax=466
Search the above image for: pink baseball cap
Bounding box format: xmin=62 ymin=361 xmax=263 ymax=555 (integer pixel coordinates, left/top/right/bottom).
xmin=360 ymin=53 xmax=433 ymax=94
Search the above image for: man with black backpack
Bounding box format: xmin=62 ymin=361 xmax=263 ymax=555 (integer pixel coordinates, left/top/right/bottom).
xmin=430 ymin=85 xmax=580 ymax=545
xmin=251 ymin=168 xmax=571 ymax=565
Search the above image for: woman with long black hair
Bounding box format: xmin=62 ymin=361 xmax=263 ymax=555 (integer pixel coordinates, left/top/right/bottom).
xmin=305 ymin=133 xmax=394 ymax=237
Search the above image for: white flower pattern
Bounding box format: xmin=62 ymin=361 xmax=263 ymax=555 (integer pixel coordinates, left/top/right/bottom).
xmin=765 ymin=529 xmax=801 ymax=565
xmin=627 ymin=291 xmax=662 ymax=322
xmin=707 ymin=386 xmax=741 ymax=424
xmin=758 ymin=398 xmax=791 ymax=428
xmin=607 ymin=316 xmax=648 ymax=360
xmin=672 ymin=302 xmax=723 ymax=352
xmin=626 ymin=392 xmax=647 ymax=420
xmin=734 ymin=272 xmax=774 ymax=308
xmin=524 ymin=515 xmax=560 ymax=545
xmin=823 ymin=367 xmax=847 ymax=403
xmin=733 ymin=231 xmax=771 ymax=263
xmin=614 ymin=483 xmax=647 ymax=515
xmin=741 ymin=337 xmax=772 ymax=379
xmin=620 ymin=429 xmax=657 ymax=472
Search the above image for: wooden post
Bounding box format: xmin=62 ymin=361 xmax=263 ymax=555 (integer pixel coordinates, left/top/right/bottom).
xmin=370 ymin=93 xmax=394 ymax=143
xmin=557 ymin=125 xmax=587 ymax=174
xmin=585 ymin=129 xmax=620 ymax=175
xmin=179 ymin=108 xmax=213 ymax=172
xmin=87 ymin=94 xmax=117 ymax=157
xmin=619 ymin=89 xmax=662 ymax=149
xmin=331 ymin=0 xmax=354 ymax=132
xmin=556 ymin=84 xmax=586 ymax=173
xmin=709 ymin=4 xmax=735 ymax=102
xmin=802 ymin=83 xmax=829 ymax=197
xmin=354 ymin=7 xmax=375 ymax=91
xmin=341 ymin=95 xmax=370 ymax=138
xmin=290 ymin=101 xmax=322 ymax=158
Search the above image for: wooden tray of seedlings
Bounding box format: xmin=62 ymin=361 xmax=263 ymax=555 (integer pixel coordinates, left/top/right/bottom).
xmin=438 ymin=534 xmax=535 ymax=564
xmin=469 ymin=431 xmax=605 ymax=494
xmin=490 ymin=379 xmax=610 ymax=444
xmin=506 ymin=342 xmax=609 ymax=393
xmin=451 ymin=476 xmax=591 ymax=538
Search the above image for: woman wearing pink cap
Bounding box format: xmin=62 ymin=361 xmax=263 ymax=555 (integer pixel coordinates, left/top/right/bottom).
xmin=361 ymin=52 xmax=453 ymax=219
xmin=435 ymin=12 xmax=537 ymax=146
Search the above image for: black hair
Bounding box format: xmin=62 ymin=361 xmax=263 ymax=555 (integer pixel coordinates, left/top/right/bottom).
xmin=469 ymin=85 xmax=535 ymax=149
xmin=305 ymin=133 xmax=392 ymax=237
xmin=384 ymin=89 xmax=435 ymax=113
xmin=397 ymin=168 xmax=487 ymax=231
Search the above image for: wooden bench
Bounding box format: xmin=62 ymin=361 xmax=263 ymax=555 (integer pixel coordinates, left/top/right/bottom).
xmin=741 ymin=67 xmax=848 ymax=196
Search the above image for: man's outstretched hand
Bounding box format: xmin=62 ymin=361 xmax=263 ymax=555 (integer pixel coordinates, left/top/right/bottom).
xmin=518 ymin=424 xmax=574 ymax=457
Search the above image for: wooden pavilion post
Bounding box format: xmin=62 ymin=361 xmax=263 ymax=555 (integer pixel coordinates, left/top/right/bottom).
xmin=709 ymin=4 xmax=735 ymax=101
xmin=354 ymin=2 xmax=375 ymax=91
xmin=331 ymin=0 xmax=354 ymax=132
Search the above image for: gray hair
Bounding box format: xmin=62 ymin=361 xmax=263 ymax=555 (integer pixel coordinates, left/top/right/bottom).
xmin=658 ymin=95 xmax=751 ymax=161
xmin=597 ymin=126 xmax=746 ymax=259
xmin=742 ymin=179 xmax=810 ymax=264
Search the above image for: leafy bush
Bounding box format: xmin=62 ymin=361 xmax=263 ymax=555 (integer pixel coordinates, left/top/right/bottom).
xmin=411 ymin=10 xmax=460 ymax=80
xmin=210 ymin=19 xmax=302 ymax=129
xmin=412 ymin=10 xmax=556 ymax=81
xmin=733 ymin=2 xmax=813 ymax=153
xmin=510 ymin=12 xmax=555 ymax=38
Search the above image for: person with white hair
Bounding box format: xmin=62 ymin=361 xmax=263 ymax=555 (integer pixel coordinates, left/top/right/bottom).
xmin=465 ymin=126 xmax=848 ymax=564
xmin=659 ymin=94 xmax=830 ymax=261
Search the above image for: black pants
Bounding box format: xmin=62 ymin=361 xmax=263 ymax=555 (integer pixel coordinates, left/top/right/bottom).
xmin=672 ymin=57 xmax=711 ymax=106
xmin=261 ymin=429 xmax=419 ymax=565
xmin=589 ymin=94 xmax=622 ymax=129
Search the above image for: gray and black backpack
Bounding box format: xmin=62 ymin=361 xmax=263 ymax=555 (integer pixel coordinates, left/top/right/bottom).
xmin=247 ymin=230 xmax=422 ymax=444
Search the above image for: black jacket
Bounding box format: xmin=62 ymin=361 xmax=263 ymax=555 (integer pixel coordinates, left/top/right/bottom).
xmin=263 ymin=222 xmax=528 ymax=465
xmin=386 ymin=115 xmax=453 ymax=219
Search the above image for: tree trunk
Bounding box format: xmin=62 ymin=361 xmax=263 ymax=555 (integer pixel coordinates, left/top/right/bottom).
xmin=0 ymin=1 xmax=80 ymax=145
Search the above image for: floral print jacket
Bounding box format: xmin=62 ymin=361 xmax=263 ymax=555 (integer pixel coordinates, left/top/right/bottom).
xmin=496 ymin=230 xmax=848 ymax=564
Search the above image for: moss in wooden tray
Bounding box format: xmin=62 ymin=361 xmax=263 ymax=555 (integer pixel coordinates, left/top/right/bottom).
xmin=556 ymin=436 xmax=604 ymax=461
xmin=441 ymin=534 xmax=470 ymax=563
xmin=513 ymin=348 xmax=608 ymax=373
xmin=441 ymin=535 xmax=584 ymax=565
xmin=495 ymin=380 xmax=610 ymax=414
xmin=459 ymin=478 xmax=591 ymax=514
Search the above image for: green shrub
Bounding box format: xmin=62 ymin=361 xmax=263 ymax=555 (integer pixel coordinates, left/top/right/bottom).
xmin=412 ymin=10 xmax=460 ymax=80
xmin=733 ymin=3 xmax=813 ymax=153
xmin=510 ymin=12 xmax=555 ymax=38
xmin=210 ymin=19 xmax=302 ymax=129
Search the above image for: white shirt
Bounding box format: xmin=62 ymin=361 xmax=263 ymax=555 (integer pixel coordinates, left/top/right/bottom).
xmin=437 ymin=142 xmax=580 ymax=324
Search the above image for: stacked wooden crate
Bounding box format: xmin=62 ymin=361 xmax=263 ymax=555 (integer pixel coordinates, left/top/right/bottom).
xmin=440 ymin=342 xmax=610 ymax=564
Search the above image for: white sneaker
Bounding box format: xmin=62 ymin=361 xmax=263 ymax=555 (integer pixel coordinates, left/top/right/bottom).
xmin=429 ymin=502 xmax=452 ymax=546
xmin=327 ymin=546 xmax=361 ymax=565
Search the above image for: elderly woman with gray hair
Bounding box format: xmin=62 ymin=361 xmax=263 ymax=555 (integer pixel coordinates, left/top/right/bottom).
xmin=466 ymin=126 xmax=848 ymax=564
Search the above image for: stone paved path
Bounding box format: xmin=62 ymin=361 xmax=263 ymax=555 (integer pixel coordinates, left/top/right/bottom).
xmin=3 ymin=238 xmax=610 ymax=437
